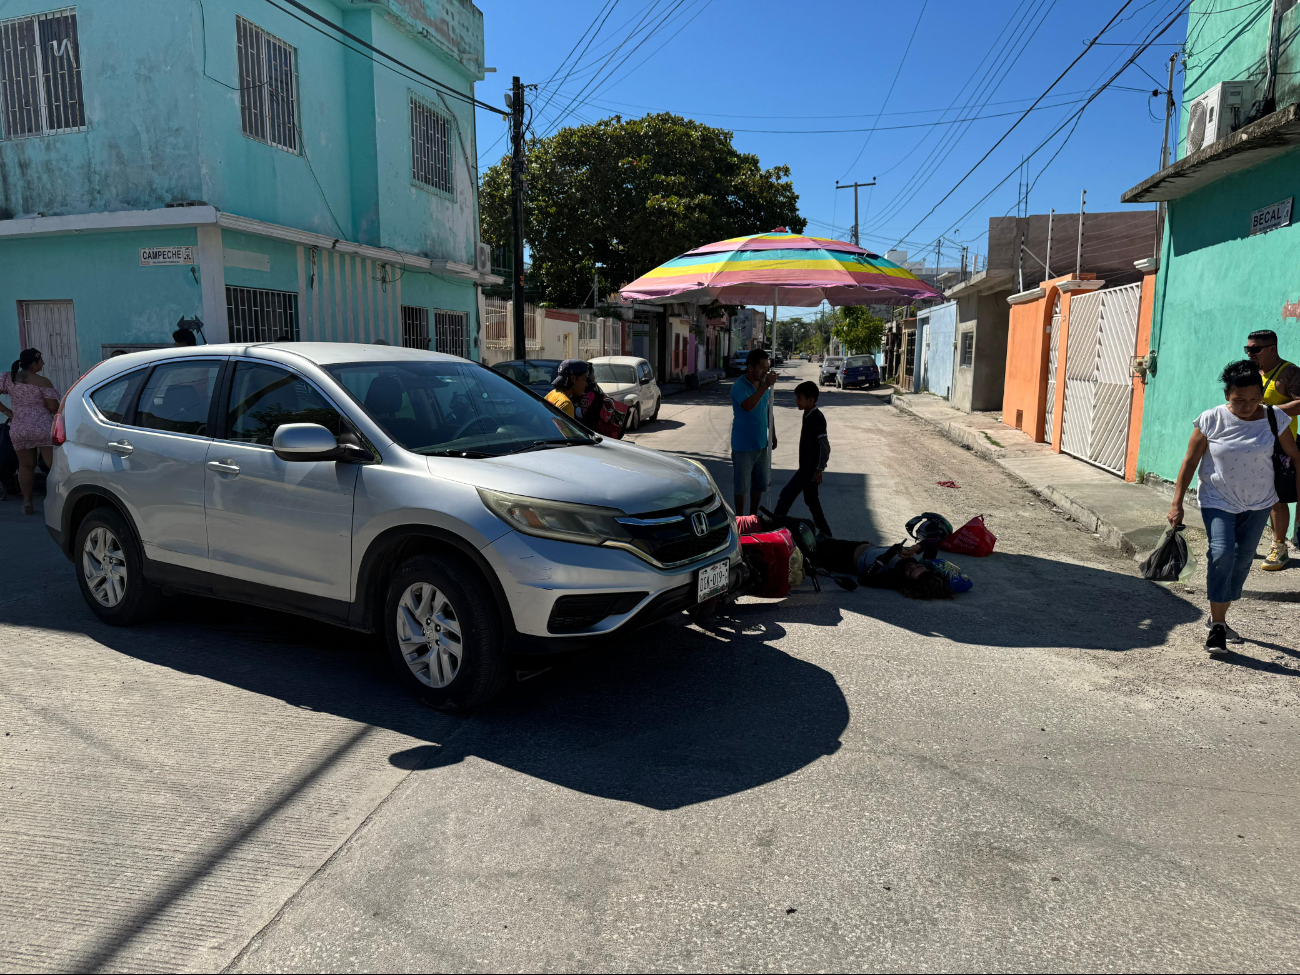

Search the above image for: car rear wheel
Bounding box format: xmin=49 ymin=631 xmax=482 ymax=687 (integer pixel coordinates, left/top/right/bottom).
xmin=383 ymin=553 xmax=507 ymax=712
xmin=74 ymin=506 xmax=162 ymax=625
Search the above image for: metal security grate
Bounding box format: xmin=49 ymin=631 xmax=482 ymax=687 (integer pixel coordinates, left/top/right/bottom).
xmin=410 ymin=97 xmax=451 ymax=193
xmin=1043 ymin=295 xmax=1061 ymax=445
xmin=402 ymin=305 xmax=429 ymax=350
xmin=960 ymin=331 xmax=974 ymax=368
xmin=236 ymin=16 xmax=298 ymax=153
xmin=0 ymin=8 xmax=85 ymax=140
xmin=433 ymin=309 xmax=467 ymax=358
xmin=226 ymin=286 xmax=299 ymax=343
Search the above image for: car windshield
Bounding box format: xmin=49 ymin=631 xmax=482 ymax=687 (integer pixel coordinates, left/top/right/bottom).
xmin=591 ymin=362 xmax=637 ymax=386
xmin=492 ymin=360 xmax=561 ymax=386
xmin=826 ymin=358 xmax=843 ymax=366
xmin=326 ymin=360 xmax=592 ymax=456
xmin=846 ymin=356 xmax=873 ymax=367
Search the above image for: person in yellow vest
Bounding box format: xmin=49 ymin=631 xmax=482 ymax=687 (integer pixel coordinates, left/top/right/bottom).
xmin=544 ymin=359 xmax=590 ymax=419
xmin=1246 ymin=329 xmax=1300 ymax=569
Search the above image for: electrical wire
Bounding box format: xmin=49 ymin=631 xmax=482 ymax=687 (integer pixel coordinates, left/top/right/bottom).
xmin=915 ymin=1 xmax=1191 ymax=248
xmin=889 ymin=0 xmax=1139 ymax=248
xmin=529 ymin=0 xmax=623 ymax=124
xmin=839 ymin=0 xmax=930 ymax=180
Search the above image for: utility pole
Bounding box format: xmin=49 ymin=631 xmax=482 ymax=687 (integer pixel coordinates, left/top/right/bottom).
xmin=1155 ymin=53 xmax=1178 ymax=260
xmin=835 ymin=179 xmax=876 ymax=246
xmin=510 ymin=76 xmax=526 ymax=360
xmin=592 ymin=263 xmax=601 ymax=309
xmin=1045 ymin=208 xmax=1054 ymax=278
xmin=1075 ymin=188 xmax=1086 ymax=279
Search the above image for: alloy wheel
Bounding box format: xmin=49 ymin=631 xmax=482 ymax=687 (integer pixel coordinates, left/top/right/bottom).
xmin=395 ymin=582 xmax=464 ymax=688
xmin=82 ymin=527 xmax=127 ymax=608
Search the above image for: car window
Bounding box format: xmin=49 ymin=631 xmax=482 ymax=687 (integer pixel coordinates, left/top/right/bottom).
xmin=592 ymin=363 xmax=637 ymax=385
xmin=327 ymin=360 xmax=589 ymax=455
xmin=135 ymin=361 xmax=220 ymax=436
xmin=89 ymin=371 xmax=141 ymax=423
xmin=846 ymin=356 xmax=873 ymax=367
xmin=638 ymin=362 xmax=653 ymax=382
xmin=225 ymin=362 xmax=344 ymax=446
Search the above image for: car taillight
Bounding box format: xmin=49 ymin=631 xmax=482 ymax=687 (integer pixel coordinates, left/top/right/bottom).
xmin=50 ymin=366 xmax=93 ymax=448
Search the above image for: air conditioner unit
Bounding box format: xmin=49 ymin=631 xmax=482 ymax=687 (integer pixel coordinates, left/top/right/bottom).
xmin=1185 ymin=81 xmax=1253 ymax=155
xmin=476 ymin=242 xmax=491 ymax=273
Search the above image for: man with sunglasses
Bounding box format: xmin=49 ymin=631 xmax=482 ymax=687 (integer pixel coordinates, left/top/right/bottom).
xmin=1245 ymin=329 xmax=1300 ymax=569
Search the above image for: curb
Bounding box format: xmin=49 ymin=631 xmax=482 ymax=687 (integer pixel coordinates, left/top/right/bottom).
xmin=888 ymin=394 xmax=1147 ymax=559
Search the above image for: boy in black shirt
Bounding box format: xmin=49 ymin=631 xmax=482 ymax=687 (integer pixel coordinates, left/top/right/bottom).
xmin=773 ymin=380 xmax=832 ymax=535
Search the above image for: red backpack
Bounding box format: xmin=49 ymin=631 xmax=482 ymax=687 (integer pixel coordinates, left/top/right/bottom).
xmin=739 ymin=528 xmax=795 ymax=598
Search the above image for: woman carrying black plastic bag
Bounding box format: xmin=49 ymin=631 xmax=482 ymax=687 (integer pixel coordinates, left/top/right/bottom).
xmin=1168 ymin=360 xmax=1300 ymax=655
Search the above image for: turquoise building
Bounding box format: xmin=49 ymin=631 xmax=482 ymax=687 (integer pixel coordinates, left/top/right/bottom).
xmin=1124 ymin=0 xmax=1300 ymax=482
xmin=0 ymin=0 xmax=500 ymax=394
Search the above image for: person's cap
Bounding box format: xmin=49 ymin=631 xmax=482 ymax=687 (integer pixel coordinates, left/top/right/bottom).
xmin=553 ymin=358 xmax=589 ymax=386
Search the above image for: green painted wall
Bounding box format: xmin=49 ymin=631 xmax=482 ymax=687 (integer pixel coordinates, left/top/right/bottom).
xmin=1181 ymin=0 xmax=1300 ymax=158
xmin=1136 ymin=144 xmax=1300 ymax=481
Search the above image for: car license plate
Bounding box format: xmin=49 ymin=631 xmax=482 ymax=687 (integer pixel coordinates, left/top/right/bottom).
xmin=697 ymin=559 xmax=730 ymax=602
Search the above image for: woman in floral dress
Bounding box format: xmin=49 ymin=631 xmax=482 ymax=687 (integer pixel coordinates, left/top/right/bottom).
xmin=0 ymin=349 xmax=60 ymax=514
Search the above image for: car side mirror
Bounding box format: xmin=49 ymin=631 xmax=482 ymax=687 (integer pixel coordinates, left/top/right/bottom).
xmin=273 ymin=422 xmax=350 ymax=462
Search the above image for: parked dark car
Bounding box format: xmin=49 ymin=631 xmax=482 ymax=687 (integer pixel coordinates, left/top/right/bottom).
xmin=837 ymin=354 xmax=880 ymax=389
xmin=491 ymin=359 xmax=562 ymax=397
xmin=727 ymin=349 xmax=750 ymax=378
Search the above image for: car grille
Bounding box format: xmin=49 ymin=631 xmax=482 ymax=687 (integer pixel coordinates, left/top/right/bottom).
xmin=608 ymin=494 xmax=732 ymax=568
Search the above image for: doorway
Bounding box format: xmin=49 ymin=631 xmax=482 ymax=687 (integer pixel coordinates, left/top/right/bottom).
xmin=18 ymin=300 xmax=80 ymax=393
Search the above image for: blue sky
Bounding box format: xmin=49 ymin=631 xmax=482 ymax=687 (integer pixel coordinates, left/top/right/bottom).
xmin=474 ymin=0 xmax=1192 ymax=311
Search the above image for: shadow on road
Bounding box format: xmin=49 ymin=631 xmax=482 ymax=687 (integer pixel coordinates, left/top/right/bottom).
xmin=23 ymin=589 xmax=849 ymax=811
xmin=818 ymin=551 xmax=1203 ymax=652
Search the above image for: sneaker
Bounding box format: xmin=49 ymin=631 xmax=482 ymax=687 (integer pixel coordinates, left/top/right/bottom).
xmin=1205 ymin=622 xmax=1229 ymax=657
xmin=1205 ymin=616 xmax=1244 ymax=643
xmin=1263 ymin=540 xmax=1290 ymax=571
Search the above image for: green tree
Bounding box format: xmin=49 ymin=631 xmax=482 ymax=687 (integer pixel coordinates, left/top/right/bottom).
xmin=480 ymin=114 xmax=806 ymax=306
xmin=831 ymin=306 xmax=886 ymax=355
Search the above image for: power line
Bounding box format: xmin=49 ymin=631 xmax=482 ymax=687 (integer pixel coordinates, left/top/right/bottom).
xmin=529 ymin=0 xmax=623 ymax=123
xmin=920 ymin=2 xmax=1191 ymax=246
xmin=890 ymin=0 xmax=1137 ymax=248
xmin=840 ymin=0 xmax=930 ymax=180
xmin=262 ymin=0 xmax=507 ymax=116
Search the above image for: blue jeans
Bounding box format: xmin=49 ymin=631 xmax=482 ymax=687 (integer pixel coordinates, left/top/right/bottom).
xmin=1201 ymin=506 xmax=1273 ymax=603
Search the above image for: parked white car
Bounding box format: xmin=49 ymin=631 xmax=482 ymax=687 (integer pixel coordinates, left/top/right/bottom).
xmin=589 ymin=356 xmax=662 ymax=431
xmin=818 ymin=356 xmax=844 ymax=385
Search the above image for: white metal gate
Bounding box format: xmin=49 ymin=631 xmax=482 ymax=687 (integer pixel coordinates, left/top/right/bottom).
xmin=1044 ymin=295 xmax=1061 ymax=443
xmin=1059 ymin=282 xmax=1142 ymax=476
xmin=18 ymin=300 xmax=79 ymax=394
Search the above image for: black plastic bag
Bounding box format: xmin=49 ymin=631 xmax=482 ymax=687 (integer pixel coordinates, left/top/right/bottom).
xmin=1139 ymin=524 xmax=1188 ymax=581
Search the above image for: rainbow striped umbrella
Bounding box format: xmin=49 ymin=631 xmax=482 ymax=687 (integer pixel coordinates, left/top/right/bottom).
xmin=619 ymin=230 xmax=943 ymax=307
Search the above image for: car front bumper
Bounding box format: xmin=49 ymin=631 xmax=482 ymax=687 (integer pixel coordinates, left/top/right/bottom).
xmin=480 ymin=527 xmax=742 ymax=644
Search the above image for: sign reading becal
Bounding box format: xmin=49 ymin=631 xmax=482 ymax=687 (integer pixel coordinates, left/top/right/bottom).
xmin=140 ymin=246 xmax=195 ymax=265
xmin=1250 ymin=198 xmax=1293 ymax=236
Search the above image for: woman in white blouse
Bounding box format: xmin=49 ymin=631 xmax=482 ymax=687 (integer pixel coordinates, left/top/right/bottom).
xmin=1169 ymin=359 xmax=1300 ymax=655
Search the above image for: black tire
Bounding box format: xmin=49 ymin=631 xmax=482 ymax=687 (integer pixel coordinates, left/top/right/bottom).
xmin=649 ymin=396 xmax=660 ymax=421
xmin=73 ymin=506 xmax=162 ymax=625
xmin=383 ymin=553 xmax=508 ymax=712
xmin=629 ymin=406 xmax=640 ymax=432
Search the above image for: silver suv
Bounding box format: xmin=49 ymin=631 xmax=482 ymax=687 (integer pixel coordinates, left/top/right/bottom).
xmin=45 ymin=344 xmax=738 ymax=710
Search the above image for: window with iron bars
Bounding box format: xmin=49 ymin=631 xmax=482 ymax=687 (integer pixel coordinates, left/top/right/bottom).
xmin=410 ymin=96 xmax=451 ymax=193
xmin=226 ymin=287 xmax=299 ymax=343
xmin=402 ymin=305 xmax=429 ymax=350
xmin=0 ymin=7 xmax=85 ymax=140
xmin=960 ymin=331 xmax=975 ymax=368
xmin=433 ymin=310 xmax=468 ymax=358
xmin=236 ymin=16 xmax=298 ymax=153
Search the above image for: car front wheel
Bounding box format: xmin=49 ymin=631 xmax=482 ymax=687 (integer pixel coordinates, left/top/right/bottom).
xmin=628 ymin=406 xmax=640 ymax=431
xmin=384 ymin=553 xmax=507 ymax=712
xmin=74 ymin=506 xmax=161 ymax=625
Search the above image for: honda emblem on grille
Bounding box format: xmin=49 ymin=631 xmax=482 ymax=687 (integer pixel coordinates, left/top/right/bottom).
xmin=691 ymin=511 xmax=709 ymax=536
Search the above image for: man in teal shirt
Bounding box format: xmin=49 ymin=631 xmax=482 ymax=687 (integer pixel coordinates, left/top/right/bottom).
xmin=731 ymin=348 xmax=778 ymax=515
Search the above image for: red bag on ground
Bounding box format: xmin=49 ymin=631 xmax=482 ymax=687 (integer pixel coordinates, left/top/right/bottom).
xmin=940 ymin=515 xmax=997 ymax=556
xmin=740 ymin=529 xmax=795 ymax=598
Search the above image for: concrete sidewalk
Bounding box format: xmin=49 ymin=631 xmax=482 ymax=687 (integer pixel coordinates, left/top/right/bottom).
xmin=885 ymin=390 xmax=1300 ymax=602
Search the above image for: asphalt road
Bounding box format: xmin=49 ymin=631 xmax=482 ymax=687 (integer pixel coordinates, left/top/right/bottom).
xmin=3 ymin=361 xmax=1299 ymax=973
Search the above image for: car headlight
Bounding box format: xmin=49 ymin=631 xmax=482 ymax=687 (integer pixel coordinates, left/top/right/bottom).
xmin=478 ymin=488 xmax=628 ymax=546
xmin=624 ymin=393 xmax=638 ymax=404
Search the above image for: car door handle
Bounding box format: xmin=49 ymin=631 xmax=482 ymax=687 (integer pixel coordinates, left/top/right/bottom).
xmin=207 ymin=460 xmax=241 ymax=475
xmin=106 ymin=440 xmax=133 ymax=456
